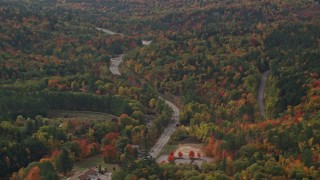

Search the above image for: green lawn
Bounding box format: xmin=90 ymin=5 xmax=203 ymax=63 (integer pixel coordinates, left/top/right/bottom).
xmin=48 ymin=110 xmax=116 ymax=121
xmin=72 ymin=155 xmax=119 ymax=173
xmin=159 ymin=144 xmax=177 ymax=156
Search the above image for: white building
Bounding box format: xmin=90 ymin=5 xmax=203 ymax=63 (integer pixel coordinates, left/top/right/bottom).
xmin=142 ymin=40 xmax=152 ymax=45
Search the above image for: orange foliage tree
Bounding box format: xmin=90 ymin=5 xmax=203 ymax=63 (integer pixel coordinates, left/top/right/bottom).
xmin=197 ymin=152 xmax=201 ymax=159
xmin=167 ymin=154 xmax=175 ymax=163
xmin=103 ymin=145 xmax=118 ymax=163
xmin=105 ymin=132 xmax=120 ymax=146
xmin=75 ymin=139 xmax=89 ymax=158
xmin=189 ymin=150 xmax=195 ymax=160
xmin=26 ymin=166 xmax=40 ymax=180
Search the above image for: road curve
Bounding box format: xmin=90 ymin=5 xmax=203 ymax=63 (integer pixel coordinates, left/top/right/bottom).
xmin=96 ymin=27 xmax=121 ymax=36
xmin=105 ymin=39 xmax=180 ymax=158
xmin=149 ymin=99 xmax=180 ymax=158
xmin=258 ymin=70 xmax=270 ymax=117
xmin=109 ymin=54 xmax=124 ymax=75
xmin=109 ymin=57 xmax=180 ymax=158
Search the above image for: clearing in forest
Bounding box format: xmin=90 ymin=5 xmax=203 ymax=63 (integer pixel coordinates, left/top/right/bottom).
xmin=48 ymin=110 xmax=116 ymax=121
xmin=157 ymin=143 xmax=213 ymax=166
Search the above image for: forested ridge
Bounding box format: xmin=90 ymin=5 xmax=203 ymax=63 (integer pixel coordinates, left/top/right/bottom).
xmin=0 ymin=0 xmax=320 ymax=179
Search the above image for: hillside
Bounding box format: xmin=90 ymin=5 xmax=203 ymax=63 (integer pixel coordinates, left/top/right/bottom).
xmin=0 ymin=0 xmax=320 ymax=179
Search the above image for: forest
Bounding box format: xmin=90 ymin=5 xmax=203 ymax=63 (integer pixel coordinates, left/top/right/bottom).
xmin=0 ymin=0 xmax=320 ymax=179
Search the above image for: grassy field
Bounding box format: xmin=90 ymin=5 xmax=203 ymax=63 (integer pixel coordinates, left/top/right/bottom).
xmin=48 ymin=110 xmax=116 ymax=121
xmin=72 ymin=154 xmax=119 ymax=173
xmin=159 ymin=144 xmax=176 ymax=156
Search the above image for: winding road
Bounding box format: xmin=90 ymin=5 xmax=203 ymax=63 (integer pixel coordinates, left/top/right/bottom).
xmin=108 ymin=54 xmax=180 ymax=158
xmin=102 ymin=28 xmax=268 ymax=158
xmin=258 ymin=70 xmax=270 ymax=117
xmin=149 ymin=99 xmax=180 ymax=158
xmin=100 ymin=27 xmax=180 ymax=158
xmin=110 ymin=54 xmax=124 ymax=75
xmin=96 ymin=27 xmax=122 ymax=36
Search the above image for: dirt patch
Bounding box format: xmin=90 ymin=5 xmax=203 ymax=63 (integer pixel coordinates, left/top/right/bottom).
xmin=157 ymin=143 xmax=213 ymax=166
xmin=174 ymin=144 xmax=203 ymax=157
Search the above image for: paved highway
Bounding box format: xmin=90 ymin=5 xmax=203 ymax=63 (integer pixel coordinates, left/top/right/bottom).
xmin=96 ymin=27 xmax=120 ymax=35
xmin=258 ymin=70 xmax=270 ymax=117
xmin=109 ymin=54 xmax=124 ymax=75
xmin=102 ymin=26 xmax=179 ymax=158
xmin=107 ymin=51 xmax=179 ymax=159
xmin=149 ymin=99 xmax=180 ymax=158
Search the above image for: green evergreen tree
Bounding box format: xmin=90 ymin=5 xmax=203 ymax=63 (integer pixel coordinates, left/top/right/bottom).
xmin=55 ymin=149 xmax=73 ymax=175
xmin=39 ymin=161 xmax=58 ymax=180
xmin=302 ymin=149 xmax=313 ymax=167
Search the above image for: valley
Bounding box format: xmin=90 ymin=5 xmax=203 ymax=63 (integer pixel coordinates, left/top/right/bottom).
xmin=0 ymin=0 xmax=320 ymax=179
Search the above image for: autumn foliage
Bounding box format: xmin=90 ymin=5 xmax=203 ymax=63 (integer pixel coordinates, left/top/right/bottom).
xmin=189 ymin=150 xmax=195 ymax=159
xmin=1 ymin=0 xmax=320 ymax=179
xmin=105 ymin=132 xmax=120 ymax=146
xmin=167 ymin=152 xmax=175 ymax=163
xmin=26 ymin=166 xmax=40 ymax=180
xmin=103 ymin=145 xmax=118 ymax=162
